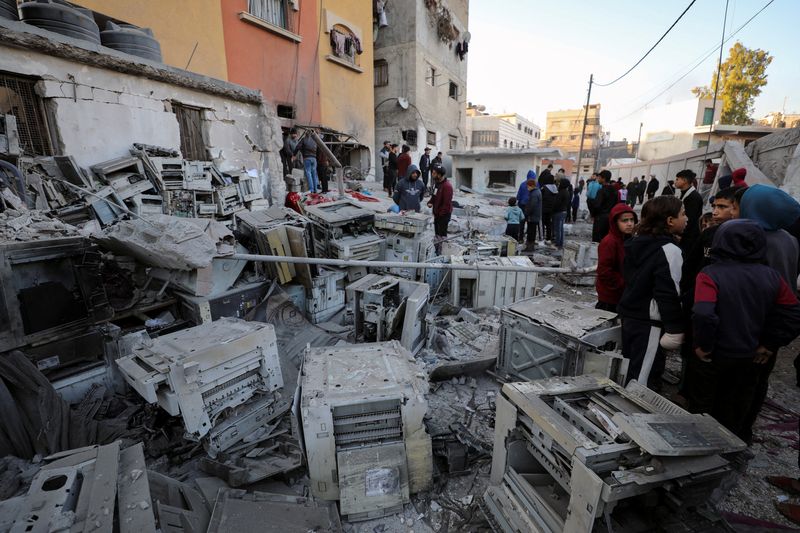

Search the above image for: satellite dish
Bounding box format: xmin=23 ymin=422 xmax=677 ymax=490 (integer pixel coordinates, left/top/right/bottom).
xmin=463 ymin=31 xmax=471 ymax=43
xmin=397 ymin=97 xmax=409 ymax=110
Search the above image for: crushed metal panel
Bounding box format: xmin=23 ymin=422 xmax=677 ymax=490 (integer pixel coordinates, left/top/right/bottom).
xmin=117 ymin=444 xmax=156 ymax=533
xmin=305 ymin=199 xmax=385 ymax=261
xmin=148 ymin=470 xmax=210 ymax=533
xmin=176 ymin=281 xmax=269 ymax=325
xmin=300 ymin=342 xmax=432 ymax=520
xmin=207 ymin=490 xmax=341 ymax=533
xmin=450 ymin=255 xmax=537 ymax=309
xmin=611 ymin=413 xmax=746 ymax=456
xmin=338 ymin=442 xmax=410 ymax=521
xmin=285 ymin=225 xmax=313 ymax=288
xmin=116 ymin=318 xmax=283 ymax=440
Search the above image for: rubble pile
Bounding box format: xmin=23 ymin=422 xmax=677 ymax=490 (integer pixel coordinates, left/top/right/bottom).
xmin=0 ymin=139 xmax=795 ymax=531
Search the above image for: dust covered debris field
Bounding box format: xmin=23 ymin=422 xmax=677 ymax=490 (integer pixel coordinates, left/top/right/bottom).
xmin=0 ymin=151 xmax=798 ymax=533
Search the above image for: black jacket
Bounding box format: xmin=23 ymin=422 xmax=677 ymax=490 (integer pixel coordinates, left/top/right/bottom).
xmin=618 ymin=234 xmax=684 ymax=333
xmin=553 ymin=186 xmax=571 ymax=213
xmin=419 ymin=154 xmax=431 ymax=174
xmin=693 ymin=220 xmax=800 ymax=356
xmin=646 ymin=178 xmax=660 ymax=195
xmin=538 ymin=169 xmax=554 ymax=187
xmin=595 ymin=184 xmax=618 ymax=216
xmin=541 ymin=184 xmax=558 ymax=213
xmin=679 ymin=186 xmax=704 ymax=252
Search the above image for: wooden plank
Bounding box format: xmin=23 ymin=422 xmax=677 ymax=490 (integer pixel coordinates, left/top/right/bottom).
xmin=285 ymin=225 xmax=313 ymax=289
xmin=117 ymin=443 xmax=156 ymax=533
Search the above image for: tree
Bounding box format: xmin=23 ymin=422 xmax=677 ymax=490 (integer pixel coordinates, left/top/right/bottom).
xmin=691 ymin=42 xmax=773 ymax=125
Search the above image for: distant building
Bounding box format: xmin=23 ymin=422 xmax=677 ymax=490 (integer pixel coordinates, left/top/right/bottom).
xmin=597 ymin=139 xmax=638 ymax=167
xmin=758 ymin=112 xmax=800 ymax=129
xmin=544 ymin=105 xmax=602 ymax=178
xmin=449 ymin=147 xmax=562 ymax=192
xmin=466 ymin=105 xmax=541 ymax=149
xmin=373 ymin=0 xmax=469 ymax=181
xmin=638 ymin=98 xmax=789 ymax=161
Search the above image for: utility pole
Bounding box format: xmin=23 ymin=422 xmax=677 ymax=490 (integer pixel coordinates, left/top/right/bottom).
xmin=635 ymin=122 xmax=643 ymax=159
xmin=574 ymin=74 xmax=593 ymax=185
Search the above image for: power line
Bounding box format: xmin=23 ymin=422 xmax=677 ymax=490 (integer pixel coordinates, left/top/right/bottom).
xmin=604 ymin=0 xmax=775 ymax=125
xmin=594 ymin=0 xmax=697 ymax=87
xmin=705 ymin=0 xmax=731 ymax=157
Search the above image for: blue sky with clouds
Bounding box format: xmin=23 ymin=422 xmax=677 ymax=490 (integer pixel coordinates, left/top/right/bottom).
xmin=465 ymin=0 xmax=800 ymax=140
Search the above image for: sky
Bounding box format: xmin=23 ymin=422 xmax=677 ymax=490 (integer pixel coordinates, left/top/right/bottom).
xmin=465 ymin=0 xmax=800 ymax=141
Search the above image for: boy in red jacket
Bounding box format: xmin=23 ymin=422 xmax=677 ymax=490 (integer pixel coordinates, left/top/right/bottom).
xmin=596 ymin=203 xmax=637 ymax=313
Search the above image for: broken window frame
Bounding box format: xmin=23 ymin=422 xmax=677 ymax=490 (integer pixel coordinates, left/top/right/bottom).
xmin=374 ymin=59 xmax=388 ymax=87
xmin=277 ymin=104 xmax=295 ymax=119
xmin=330 ymin=24 xmax=359 ymax=67
xmin=247 ymin=0 xmax=294 ymax=32
xmin=448 ymin=134 xmax=457 ymax=150
xmin=172 ymin=102 xmax=210 ymax=161
xmin=0 ymin=71 xmax=54 ymax=156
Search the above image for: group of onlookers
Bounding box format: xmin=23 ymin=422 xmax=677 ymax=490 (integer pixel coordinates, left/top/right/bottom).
xmin=594 ymin=165 xmax=800 ymax=460
xmin=378 ymin=141 xmax=443 ymax=197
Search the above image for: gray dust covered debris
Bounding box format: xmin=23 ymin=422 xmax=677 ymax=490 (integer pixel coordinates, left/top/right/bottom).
xmin=1 ymin=134 xmax=798 ymax=532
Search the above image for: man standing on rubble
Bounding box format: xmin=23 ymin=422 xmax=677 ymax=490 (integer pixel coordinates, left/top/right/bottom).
xmin=299 ymin=130 xmax=320 ymax=193
xmin=428 ymin=165 xmax=452 ymax=254
xmin=281 ymin=127 xmax=300 ymax=178
xmin=419 ymin=147 xmax=432 ymax=189
xmin=393 ymin=165 xmax=426 ymax=212
xmin=397 ymin=145 xmax=412 ymax=180
xmin=674 ymin=169 xmax=703 ymax=253
xmin=379 ymin=140 xmax=391 ymax=185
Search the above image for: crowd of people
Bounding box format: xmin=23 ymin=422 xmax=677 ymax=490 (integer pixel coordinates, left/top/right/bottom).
xmin=593 ymin=166 xmax=800 ymax=468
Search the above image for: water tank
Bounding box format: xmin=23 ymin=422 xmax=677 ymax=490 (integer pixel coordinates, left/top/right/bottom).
xmin=100 ymin=21 xmax=162 ymax=62
xmin=0 ymin=0 xmax=19 ymax=21
xmin=19 ymin=0 xmax=101 ymax=44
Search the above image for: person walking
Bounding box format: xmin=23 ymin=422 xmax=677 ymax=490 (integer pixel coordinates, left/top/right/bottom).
xmin=427 ymin=165 xmax=452 ymax=255
xmin=627 ymin=178 xmax=639 ymax=207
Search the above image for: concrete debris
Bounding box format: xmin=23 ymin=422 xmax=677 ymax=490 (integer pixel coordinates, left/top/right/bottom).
xmin=0 ymin=209 xmax=80 ymax=242
xmin=94 ymin=214 xmax=232 ymax=270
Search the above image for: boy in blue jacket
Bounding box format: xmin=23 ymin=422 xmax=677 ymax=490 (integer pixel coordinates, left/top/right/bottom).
xmin=505 ymin=197 xmax=525 ymax=239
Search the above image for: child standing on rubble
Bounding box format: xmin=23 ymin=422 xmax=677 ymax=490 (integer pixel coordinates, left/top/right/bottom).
xmin=595 ymin=203 xmax=637 ymax=313
xmin=617 ymin=195 xmax=687 ymax=390
xmin=504 ymin=197 xmax=525 ymax=240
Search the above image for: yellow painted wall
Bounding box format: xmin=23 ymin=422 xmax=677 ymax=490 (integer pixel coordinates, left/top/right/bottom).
xmin=317 ymin=0 xmax=374 ymax=157
xmin=73 ymin=0 xmax=229 ymax=80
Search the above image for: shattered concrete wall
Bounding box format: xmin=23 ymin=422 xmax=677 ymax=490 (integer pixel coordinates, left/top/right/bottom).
xmin=0 ymin=18 xmax=285 ymax=203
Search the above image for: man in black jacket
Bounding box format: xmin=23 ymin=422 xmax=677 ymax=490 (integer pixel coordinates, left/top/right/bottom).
xmin=419 ymin=147 xmax=432 ymax=189
xmin=646 ymin=175 xmax=659 ymax=200
xmin=675 ymin=169 xmax=703 ymax=253
xmin=591 ymin=170 xmax=618 ymax=243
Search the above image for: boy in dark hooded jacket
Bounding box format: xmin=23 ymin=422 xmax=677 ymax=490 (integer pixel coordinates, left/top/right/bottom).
xmin=393 ymin=164 xmax=426 ymax=212
xmin=690 ymin=219 xmax=800 ymax=441
xmin=596 ymin=203 xmax=637 ymax=313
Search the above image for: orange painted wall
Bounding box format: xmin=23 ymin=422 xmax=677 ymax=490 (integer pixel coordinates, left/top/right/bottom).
xmin=220 ymin=0 xmax=320 ymax=126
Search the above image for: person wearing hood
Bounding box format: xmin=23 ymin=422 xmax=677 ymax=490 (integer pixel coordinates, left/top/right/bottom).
xmin=538 ymin=164 xmax=554 ymax=187
xmin=524 ymin=179 xmax=542 ymax=249
xmin=393 ymin=164 xmax=426 ymax=212
xmin=736 ymin=184 xmax=800 ymax=443
xmin=618 ymin=195 xmax=687 ymax=390
xmin=551 ymin=178 xmax=571 ymax=249
xmin=517 ymin=170 xmax=536 ymax=242
xmin=689 ymin=219 xmax=800 ymax=441
xmin=596 ymin=203 xmax=637 ymax=313
xmin=732 ymin=167 xmax=748 ymax=189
